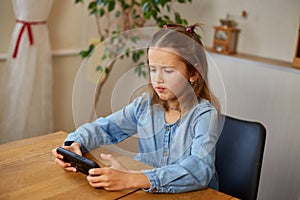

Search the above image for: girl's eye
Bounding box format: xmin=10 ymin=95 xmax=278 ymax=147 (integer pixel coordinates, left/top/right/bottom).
xmin=149 ymin=68 xmax=156 ymax=72
xmin=164 ymin=69 xmax=174 ymax=73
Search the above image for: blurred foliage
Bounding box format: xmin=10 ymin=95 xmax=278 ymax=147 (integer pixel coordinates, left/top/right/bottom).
xmin=75 ymin=0 xmax=192 ymax=78
xmin=75 ymin=0 xmax=193 ymax=119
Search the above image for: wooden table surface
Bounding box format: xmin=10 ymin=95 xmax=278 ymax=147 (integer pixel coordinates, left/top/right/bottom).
xmin=0 ymin=131 xmax=238 ymax=200
xmin=120 ymin=189 xmax=238 ymax=200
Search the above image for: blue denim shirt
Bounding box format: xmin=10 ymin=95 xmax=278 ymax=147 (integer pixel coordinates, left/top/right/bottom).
xmin=65 ymin=93 xmax=220 ymax=193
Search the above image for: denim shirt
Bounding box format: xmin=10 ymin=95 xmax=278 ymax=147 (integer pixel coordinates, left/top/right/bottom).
xmin=65 ymin=93 xmax=220 ymax=193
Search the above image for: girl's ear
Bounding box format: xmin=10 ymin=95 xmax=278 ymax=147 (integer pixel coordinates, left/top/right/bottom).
xmin=189 ymin=71 xmax=200 ymax=83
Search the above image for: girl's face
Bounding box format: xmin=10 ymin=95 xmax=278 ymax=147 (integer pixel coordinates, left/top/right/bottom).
xmin=148 ymin=48 xmax=196 ymax=102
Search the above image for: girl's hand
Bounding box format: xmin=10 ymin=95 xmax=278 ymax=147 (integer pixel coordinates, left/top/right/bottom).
xmin=52 ymin=142 xmax=82 ymax=172
xmin=87 ymin=154 xmax=150 ymax=191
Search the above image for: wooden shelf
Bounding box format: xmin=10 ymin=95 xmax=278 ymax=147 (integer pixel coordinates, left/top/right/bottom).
xmin=206 ymin=48 xmax=296 ymax=70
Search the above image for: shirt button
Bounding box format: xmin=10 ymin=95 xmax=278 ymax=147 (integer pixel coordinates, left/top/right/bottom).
xmin=166 ymin=126 xmax=170 ymax=131
xmin=164 ymin=152 xmax=168 ymax=156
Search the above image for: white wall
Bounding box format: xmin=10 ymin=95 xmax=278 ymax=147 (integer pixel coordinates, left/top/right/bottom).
xmin=175 ymin=0 xmax=300 ymax=62
xmin=208 ymin=53 xmax=300 ymax=200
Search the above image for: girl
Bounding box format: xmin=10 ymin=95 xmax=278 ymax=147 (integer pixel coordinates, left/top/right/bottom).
xmin=52 ymin=24 xmax=220 ymax=193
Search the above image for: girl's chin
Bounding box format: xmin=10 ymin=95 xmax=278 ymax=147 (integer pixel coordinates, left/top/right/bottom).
xmin=156 ymin=93 xmax=175 ymax=101
xmin=156 ymin=93 xmax=169 ymax=101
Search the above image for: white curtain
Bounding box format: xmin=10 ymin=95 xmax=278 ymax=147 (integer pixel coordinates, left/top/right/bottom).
xmin=0 ymin=0 xmax=54 ymax=143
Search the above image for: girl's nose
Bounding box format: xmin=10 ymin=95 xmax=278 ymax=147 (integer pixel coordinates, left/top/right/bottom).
xmin=155 ymin=72 xmax=163 ymax=83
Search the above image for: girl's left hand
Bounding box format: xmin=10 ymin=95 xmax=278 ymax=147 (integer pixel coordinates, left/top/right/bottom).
xmin=87 ymin=153 xmax=150 ymax=191
xmin=87 ymin=167 xmax=132 ymax=190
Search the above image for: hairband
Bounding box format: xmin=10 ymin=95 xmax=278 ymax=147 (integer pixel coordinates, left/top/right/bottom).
xmin=163 ymin=24 xmax=194 ymax=33
xmin=186 ymin=27 xmax=193 ymax=33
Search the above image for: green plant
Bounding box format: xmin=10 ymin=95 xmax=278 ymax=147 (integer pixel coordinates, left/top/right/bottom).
xmin=75 ymin=0 xmax=193 ymax=119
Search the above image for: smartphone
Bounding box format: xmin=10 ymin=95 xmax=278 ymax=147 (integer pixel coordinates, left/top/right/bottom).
xmin=56 ymin=147 xmax=100 ymax=175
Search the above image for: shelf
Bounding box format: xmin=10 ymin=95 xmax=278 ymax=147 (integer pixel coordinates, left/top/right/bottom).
xmin=206 ymin=48 xmax=296 ymax=70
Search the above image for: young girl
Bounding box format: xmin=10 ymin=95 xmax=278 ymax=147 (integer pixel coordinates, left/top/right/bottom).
xmin=52 ymin=24 xmax=220 ymax=193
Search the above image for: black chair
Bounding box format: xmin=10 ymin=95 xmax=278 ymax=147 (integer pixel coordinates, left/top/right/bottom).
xmin=215 ymin=115 xmax=266 ymax=200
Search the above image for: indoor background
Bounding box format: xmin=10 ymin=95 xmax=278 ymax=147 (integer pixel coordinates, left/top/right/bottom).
xmin=0 ymin=0 xmax=300 ymax=200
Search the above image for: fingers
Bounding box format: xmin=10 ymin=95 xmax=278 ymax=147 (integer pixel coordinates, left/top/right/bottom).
xmin=54 ymin=157 xmax=77 ymax=172
xmin=100 ymin=153 xmax=127 ymax=171
xmin=87 ymin=175 xmax=106 ymax=188
xmin=51 ymin=148 xmax=63 ymax=159
xmin=87 ymin=168 xmax=104 ymax=188
xmin=87 ymin=168 xmax=114 ymax=189
xmin=87 ymin=168 xmax=131 ymax=191
xmin=52 ymin=146 xmax=80 ymax=172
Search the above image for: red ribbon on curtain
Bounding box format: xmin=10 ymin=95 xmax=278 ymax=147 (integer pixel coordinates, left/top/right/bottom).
xmin=12 ymin=20 xmax=47 ymax=59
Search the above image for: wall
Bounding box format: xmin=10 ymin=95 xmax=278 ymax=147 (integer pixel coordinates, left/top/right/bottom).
xmin=0 ymin=0 xmax=96 ymax=132
xmin=175 ymin=0 xmax=300 ymax=62
xmin=1 ymin=0 xmax=300 ymax=131
xmin=1 ymin=0 xmax=300 ymax=200
xmin=208 ymin=53 xmax=300 ymax=200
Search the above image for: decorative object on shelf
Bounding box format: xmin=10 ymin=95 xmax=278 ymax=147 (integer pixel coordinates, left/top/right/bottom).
xmin=292 ymin=17 xmax=300 ymax=68
xmin=220 ymin=18 xmax=237 ymax=28
xmin=212 ymin=25 xmax=240 ymax=54
xmin=212 ymin=11 xmax=247 ymax=55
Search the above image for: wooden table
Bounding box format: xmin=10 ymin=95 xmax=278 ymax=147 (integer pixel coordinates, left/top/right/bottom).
xmin=0 ymin=131 xmax=238 ymax=200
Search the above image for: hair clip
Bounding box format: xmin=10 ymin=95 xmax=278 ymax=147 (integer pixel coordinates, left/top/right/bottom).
xmin=186 ymin=26 xmax=193 ymax=33
xmin=163 ymin=25 xmax=168 ymax=29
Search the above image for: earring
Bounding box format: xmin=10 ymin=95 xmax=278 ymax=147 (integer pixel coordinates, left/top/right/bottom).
xmin=189 ymin=81 xmax=194 ymax=86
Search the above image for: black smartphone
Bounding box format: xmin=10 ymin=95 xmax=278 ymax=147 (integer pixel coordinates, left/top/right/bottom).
xmin=56 ymin=147 xmax=100 ymax=175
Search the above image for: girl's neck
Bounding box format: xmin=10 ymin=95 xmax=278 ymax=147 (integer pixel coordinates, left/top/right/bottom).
xmin=167 ymin=100 xmax=180 ymax=112
xmin=165 ymin=108 xmax=181 ymax=124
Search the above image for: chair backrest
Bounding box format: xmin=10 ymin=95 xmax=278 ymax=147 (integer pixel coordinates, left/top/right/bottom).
xmin=215 ymin=115 xmax=266 ymax=200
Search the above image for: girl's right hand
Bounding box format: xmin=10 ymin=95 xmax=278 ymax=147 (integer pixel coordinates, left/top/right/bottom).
xmin=52 ymin=142 xmax=82 ymax=172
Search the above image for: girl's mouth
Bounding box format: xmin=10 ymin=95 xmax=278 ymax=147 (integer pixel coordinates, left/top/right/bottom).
xmin=155 ymin=86 xmax=165 ymax=93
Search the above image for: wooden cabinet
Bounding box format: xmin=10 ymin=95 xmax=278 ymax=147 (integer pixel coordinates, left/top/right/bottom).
xmin=212 ymin=26 xmax=240 ymax=55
